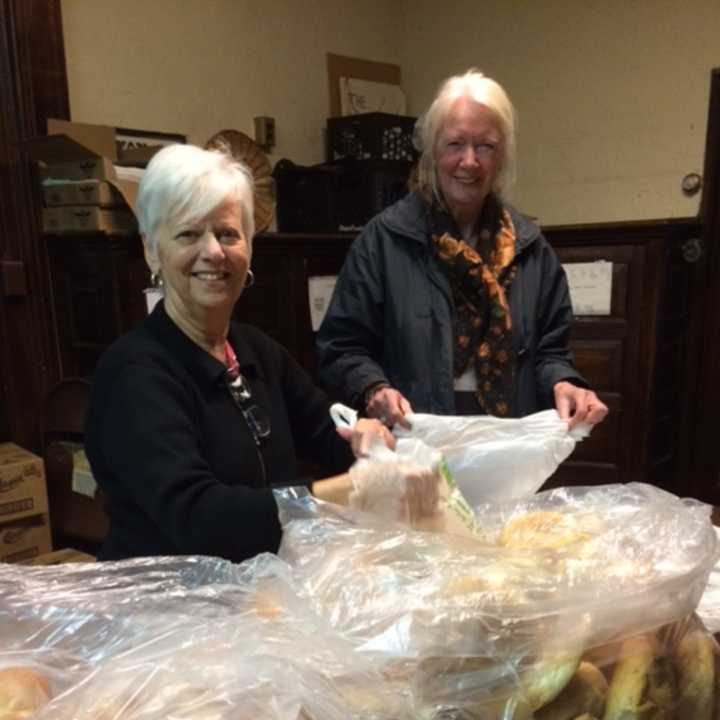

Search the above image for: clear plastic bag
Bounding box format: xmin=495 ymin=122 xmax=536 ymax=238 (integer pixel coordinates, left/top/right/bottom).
xmin=0 ymin=551 xmax=402 ymax=719
xmin=698 ymin=527 xmax=720 ymax=635
xmin=276 ymin=482 xmax=720 ymax=718
xmin=1 ymin=483 xmax=718 ymax=719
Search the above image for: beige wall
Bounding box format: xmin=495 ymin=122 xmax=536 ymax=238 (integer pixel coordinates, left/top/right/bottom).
xmin=63 ymin=0 xmax=719 ymax=226
xmin=61 ymin=0 xmax=404 ymax=166
xmin=401 ymin=0 xmax=720 ymax=224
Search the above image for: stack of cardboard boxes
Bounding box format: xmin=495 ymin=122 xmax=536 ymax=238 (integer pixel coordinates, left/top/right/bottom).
xmin=24 ymin=119 xmax=142 ymax=235
xmin=0 ymin=443 xmax=52 ymax=563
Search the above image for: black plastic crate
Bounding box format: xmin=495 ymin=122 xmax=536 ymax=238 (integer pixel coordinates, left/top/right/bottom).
xmin=273 ymin=159 xmax=412 ymax=232
xmin=333 ymin=160 xmax=411 ymax=231
xmin=327 ymin=113 xmax=418 ymax=162
xmin=273 ymin=160 xmax=341 ymax=233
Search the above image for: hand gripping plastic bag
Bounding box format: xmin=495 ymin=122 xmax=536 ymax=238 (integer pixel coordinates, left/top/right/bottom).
xmin=347 ymin=438 xmax=442 ymax=525
xmin=331 ymin=404 xmax=478 ymax=535
xmin=395 ymin=408 xmax=589 ymax=506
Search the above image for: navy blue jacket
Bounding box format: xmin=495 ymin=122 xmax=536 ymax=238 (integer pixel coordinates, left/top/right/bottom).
xmin=316 ymin=192 xmax=588 ymax=416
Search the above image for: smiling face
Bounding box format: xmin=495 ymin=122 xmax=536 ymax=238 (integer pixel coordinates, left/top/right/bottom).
xmin=144 ymin=195 xmax=250 ymax=335
xmin=434 ymin=97 xmax=505 ymax=230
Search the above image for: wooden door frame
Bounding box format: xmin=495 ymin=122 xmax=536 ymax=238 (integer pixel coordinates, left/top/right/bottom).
xmin=674 ymin=67 xmax=720 ymax=504
xmin=689 ymin=68 xmax=720 ymax=503
xmin=0 ymin=0 xmax=69 ymax=451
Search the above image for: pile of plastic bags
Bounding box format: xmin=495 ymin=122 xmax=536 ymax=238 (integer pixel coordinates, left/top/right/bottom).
xmin=1 ymin=410 xmax=719 ymax=718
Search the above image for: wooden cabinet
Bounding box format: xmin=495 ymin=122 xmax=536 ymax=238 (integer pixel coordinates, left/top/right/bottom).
xmin=545 ymin=220 xmax=701 ymax=497
xmin=45 ymin=220 xmax=703 ymax=501
xmin=46 ymin=234 xmax=149 ymax=378
xmin=232 ymin=233 xmax=354 ymax=380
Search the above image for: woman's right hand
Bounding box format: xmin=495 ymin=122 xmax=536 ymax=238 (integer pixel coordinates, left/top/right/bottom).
xmin=366 ymin=386 xmax=413 ymax=429
xmin=336 ymin=417 xmax=396 ymax=458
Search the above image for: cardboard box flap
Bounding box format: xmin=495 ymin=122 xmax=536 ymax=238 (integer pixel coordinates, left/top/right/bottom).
xmin=47 ymin=118 xmax=118 ymax=160
xmin=112 ymin=166 xmax=144 ymax=212
xmin=108 ymin=177 xmax=138 ymax=214
xmin=0 ymin=442 xmax=35 ymax=465
xmin=21 ymin=133 xmax=105 ymax=164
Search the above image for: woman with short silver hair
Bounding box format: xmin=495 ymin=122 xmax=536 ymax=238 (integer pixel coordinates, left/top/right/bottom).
xmin=85 ymin=143 xmax=403 ymax=563
xmin=317 ymin=68 xmax=607 ymax=428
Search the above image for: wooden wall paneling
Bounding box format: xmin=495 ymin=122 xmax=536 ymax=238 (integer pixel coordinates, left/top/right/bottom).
xmin=234 ymin=233 xmax=353 ymax=380
xmin=300 ymin=234 xmax=354 ymax=377
xmin=237 ymin=239 xmax=300 ymax=357
xmin=646 ymin=223 xmax=700 ymax=495
xmin=0 ymin=0 xmax=69 ymax=451
xmin=550 ymin=240 xmax=636 ymax=486
xmin=46 ymin=235 xmax=149 ymax=378
xmin=633 ymin=236 xmax=667 ymax=482
xmin=544 ymin=224 xmax=696 ymax=492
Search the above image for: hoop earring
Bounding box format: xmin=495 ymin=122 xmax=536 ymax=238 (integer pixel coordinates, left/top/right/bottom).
xmin=244 ymin=269 xmax=255 ymax=289
xmin=150 ymin=271 xmax=164 ymax=290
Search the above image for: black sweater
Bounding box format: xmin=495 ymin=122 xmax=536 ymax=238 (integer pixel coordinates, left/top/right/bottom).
xmin=85 ymin=302 xmax=353 ymax=562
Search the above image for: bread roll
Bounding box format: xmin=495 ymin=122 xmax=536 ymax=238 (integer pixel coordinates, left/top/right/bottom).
xmin=0 ymin=666 xmax=51 ymax=718
xmin=413 ymin=639 xmax=583 ymax=717
xmin=535 ymin=661 xmax=608 ymax=720
xmin=499 ymin=511 xmax=595 ymax=550
xmin=603 ymin=635 xmax=668 ymax=720
xmin=673 ymin=629 xmax=714 ymax=720
xmin=522 ymin=648 xmax=583 ymax=711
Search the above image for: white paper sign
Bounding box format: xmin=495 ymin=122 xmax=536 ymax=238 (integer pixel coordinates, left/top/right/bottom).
xmin=308 ymin=275 xmax=338 ymax=331
xmin=562 ymin=261 xmax=613 ymax=316
xmin=340 ymin=77 xmax=406 ymax=115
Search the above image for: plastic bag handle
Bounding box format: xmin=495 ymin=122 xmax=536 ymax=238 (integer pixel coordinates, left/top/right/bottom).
xmin=330 ymin=403 xmax=358 ymax=430
xmin=569 ymin=422 xmax=592 ymax=440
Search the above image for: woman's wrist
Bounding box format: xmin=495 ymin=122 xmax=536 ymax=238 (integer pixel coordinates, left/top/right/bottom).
xmin=311 ymin=473 xmax=352 ymax=505
xmin=363 ymin=381 xmax=390 ymax=410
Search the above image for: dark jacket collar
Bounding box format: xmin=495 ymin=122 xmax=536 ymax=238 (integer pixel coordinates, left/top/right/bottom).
xmin=376 ymin=191 xmax=541 ymax=254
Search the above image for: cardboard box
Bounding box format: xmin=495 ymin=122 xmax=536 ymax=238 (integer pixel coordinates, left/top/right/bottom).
xmin=0 ymin=442 xmax=49 ymax=522
xmin=44 ymin=156 xmax=117 ymax=182
xmin=42 ymin=179 xmax=125 ymax=207
xmin=22 ymin=547 xmax=95 ymax=566
xmin=0 ymin=513 xmax=52 ymax=564
xmin=42 ymin=205 xmax=137 ymax=235
xmin=22 ymin=119 xmax=139 ymax=214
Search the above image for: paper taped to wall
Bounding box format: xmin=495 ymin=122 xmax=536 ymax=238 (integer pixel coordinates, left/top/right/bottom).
xmin=562 ymin=260 xmax=613 ymax=316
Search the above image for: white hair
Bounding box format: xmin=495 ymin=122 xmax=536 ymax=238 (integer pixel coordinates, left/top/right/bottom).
xmin=137 ymin=144 xmax=255 ymax=252
xmin=414 ymin=68 xmax=517 ymax=202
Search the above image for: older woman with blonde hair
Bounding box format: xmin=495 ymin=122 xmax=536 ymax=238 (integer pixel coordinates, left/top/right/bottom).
xmin=85 ymin=144 xmax=416 ymax=563
xmin=317 ymin=69 xmax=607 ymax=429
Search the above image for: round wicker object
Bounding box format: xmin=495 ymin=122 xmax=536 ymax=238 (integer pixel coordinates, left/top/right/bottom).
xmin=205 ymin=129 xmax=275 ymax=234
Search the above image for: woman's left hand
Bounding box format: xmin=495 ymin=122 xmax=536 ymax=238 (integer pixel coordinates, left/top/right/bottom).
xmin=553 ymin=381 xmax=609 ymax=429
xmin=337 ymin=418 xmax=396 ymax=457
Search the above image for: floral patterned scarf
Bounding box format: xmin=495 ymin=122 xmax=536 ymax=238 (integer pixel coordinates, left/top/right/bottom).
xmin=429 ymin=195 xmax=518 ymax=416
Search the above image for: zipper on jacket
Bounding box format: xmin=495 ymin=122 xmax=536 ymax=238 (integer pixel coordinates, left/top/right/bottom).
xmin=254 ymin=442 xmax=267 ymax=487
